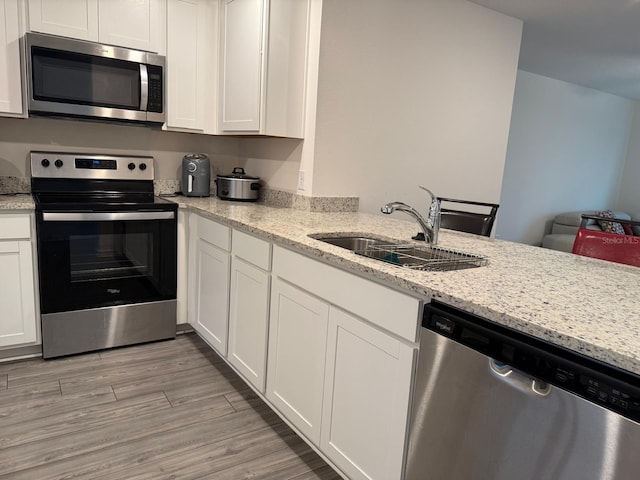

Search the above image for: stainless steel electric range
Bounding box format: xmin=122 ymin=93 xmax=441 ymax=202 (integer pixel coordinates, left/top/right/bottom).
xmin=31 ymin=151 xmax=177 ymax=359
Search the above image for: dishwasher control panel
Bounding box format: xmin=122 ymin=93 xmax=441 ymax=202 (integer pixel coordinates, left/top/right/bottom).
xmin=425 ymin=302 xmax=640 ymax=423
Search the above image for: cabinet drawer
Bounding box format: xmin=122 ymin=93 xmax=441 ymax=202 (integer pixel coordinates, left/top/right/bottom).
xmin=233 ymin=229 xmax=271 ymax=271
xmin=197 ymin=215 xmax=230 ymax=251
xmin=273 ymin=246 xmax=420 ymax=342
xmin=0 ymin=215 xmax=31 ymax=240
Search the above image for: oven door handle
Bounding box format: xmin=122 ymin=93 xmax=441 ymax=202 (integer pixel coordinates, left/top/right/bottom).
xmin=41 ymin=211 xmax=175 ymax=222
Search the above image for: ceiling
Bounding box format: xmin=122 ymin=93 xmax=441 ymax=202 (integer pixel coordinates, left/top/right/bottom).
xmin=469 ymin=0 xmax=640 ymax=100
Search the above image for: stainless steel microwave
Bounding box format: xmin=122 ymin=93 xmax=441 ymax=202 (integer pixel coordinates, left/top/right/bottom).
xmin=24 ymin=32 xmax=165 ymax=124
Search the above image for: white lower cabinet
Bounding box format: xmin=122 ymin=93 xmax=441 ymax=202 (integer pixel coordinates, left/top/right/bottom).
xmin=0 ymin=214 xmax=38 ymax=347
xmin=321 ymin=307 xmax=416 ymax=480
xmin=266 ymin=277 xmax=329 ymax=445
xmin=270 ymin=245 xmax=419 ymax=480
xmin=188 ymin=213 xmax=231 ymax=355
xmin=228 ymin=256 xmax=270 ymax=391
xmin=185 ymin=225 xmax=419 ymax=480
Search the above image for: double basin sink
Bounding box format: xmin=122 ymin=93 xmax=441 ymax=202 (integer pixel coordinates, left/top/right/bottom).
xmin=311 ymin=235 xmax=487 ymax=272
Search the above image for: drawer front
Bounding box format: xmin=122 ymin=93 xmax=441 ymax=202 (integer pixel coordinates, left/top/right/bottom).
xmin=273 ymin=246 xmax=420 ymax=342
xmin=197 ymin=215 xmax=231 ymax=251
xmin=0 ymin=215 xmax=31 ymax=240
xmin=233 ymin=229 xmax=271 ymax=271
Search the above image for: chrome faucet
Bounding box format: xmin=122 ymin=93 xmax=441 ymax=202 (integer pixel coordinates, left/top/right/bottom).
xmin=380 ymin=186 xmax=441 ymax=245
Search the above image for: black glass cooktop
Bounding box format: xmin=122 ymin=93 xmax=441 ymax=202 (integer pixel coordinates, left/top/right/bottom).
xmin=33 ymin=193 xmax=177 ymax=211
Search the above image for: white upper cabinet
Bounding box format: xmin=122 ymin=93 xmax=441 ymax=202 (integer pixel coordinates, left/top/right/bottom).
xmin=98 ymin=0 xmax=166 ymax=54
xmin=0 ymin=0 xmax=24 ymax=116
xmin=219 ymin=0 xmax=309 ymax=137
xmin=27 ymin=0 xmax=166 ymax=53
xmin=28 ymin=0 xmax=99 ymax=41
xmin=219 ymin=0 xmax=262 ymax=132
xmin=165 ymin=0 xmax=217 ymax=133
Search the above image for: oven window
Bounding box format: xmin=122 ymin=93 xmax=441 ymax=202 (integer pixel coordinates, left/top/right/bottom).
xmin=37 ymin=216 xmax=177 ymax=314
xmin=69 ymin=231 xmax=152 ymax=282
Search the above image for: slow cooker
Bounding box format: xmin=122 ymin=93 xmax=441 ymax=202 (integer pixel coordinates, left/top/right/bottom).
xmin=215 ymin=167 xmax=262 ymax=201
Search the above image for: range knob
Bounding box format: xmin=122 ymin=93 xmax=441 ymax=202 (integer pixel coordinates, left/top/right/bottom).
xmin=41 ymin=158 xmax=50 ymax=167
xmin=139 ymin=163 xmax=147 ymax=171
xmin=128 ymin=162 xmax=136 ymax=170
xmin=187 ymin=162 xmax=197 ymax=173
xmin=54 ymin=159 xmax=64 ymax=168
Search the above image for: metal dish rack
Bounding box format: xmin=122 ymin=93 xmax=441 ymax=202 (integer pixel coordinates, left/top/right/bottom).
xmin=356 ymin=243 xmax=488 ymax=271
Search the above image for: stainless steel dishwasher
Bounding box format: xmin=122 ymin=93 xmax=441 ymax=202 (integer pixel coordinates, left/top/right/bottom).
xmin=405 ymin=302 xmax=640 ymax=480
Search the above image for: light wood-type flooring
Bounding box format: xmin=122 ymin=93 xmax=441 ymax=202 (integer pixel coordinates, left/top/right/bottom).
xmin=0 ymin=333 xmax=343 ymax=480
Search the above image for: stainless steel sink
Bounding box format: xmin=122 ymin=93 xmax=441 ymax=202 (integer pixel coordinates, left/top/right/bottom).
xmin=312 ymin=235 xmax=487 ymax=271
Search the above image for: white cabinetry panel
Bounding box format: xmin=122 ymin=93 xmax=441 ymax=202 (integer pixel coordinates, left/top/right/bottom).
xmin=166 ymin=0 xmax=214 ymax=132
xmin=220 ymin=0 xmax=263 ymax=132
xmin=219 ymin=0 xmax=309 ymax=137
xmin=28 ymin=0 xmax=99 ymax=40
xmin=193 ymin=238 xmax=230 ymax=354
xmin=188 ymin=213 xmax=231 ymax=355
xmin=228 ymin=256 xmax=270 ymax=391
xmin=267 ymin=277 xmax=328 ymax=445
xmin=98 ymin=0 xmax=166 ymax=54
xmin=321 ymin=307 xmax=415 ymax=480
xmin=27 ymin=0 xmax=165 ymax=52
xmin=0 ymin=0 xmax=24 ymax=116
xmin=0 ymin=214 xmax=37 ymax=347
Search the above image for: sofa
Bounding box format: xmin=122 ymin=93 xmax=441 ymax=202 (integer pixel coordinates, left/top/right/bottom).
xmin=542 ymin=210 xmax=640 ymax=253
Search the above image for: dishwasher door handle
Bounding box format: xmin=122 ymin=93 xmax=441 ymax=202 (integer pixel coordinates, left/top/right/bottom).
xmin=489 ymin=358 xmax=552 ymax=397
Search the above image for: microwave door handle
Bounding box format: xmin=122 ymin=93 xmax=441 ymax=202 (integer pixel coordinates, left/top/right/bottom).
xmin=140 ymin=64 xmax=149 ymax=110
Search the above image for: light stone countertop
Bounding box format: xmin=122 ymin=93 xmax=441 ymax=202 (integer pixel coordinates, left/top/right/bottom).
xmin=174 ymin=196 xmax=640 ymax=377
xmin=0 ymin=194 xmax=35 ymax=210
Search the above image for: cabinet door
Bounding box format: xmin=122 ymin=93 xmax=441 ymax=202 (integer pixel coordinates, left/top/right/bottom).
xmin=166 ymin=0 xmax=214 ymax=132
xmin=219 ymin=0 xmax=264 ymax=132
xmin=0 ymin=0 xmax=23 ymax=115
xmin=267 ymin=278 xmax=328 ymax=445
xmin=228 ymin=257 xmax=270 ymax=392
xmin=98 ymin=0 xmax=166 ymax=53
xmin=0 ymin=240 xmax=37 ymax=347
xmin=28 ymin=0 xmax=99 ymax=41
xmin=192 ymin=237 xmax=230 ymax=355
xmin=321 ymin=307 xmax=416 ymax=480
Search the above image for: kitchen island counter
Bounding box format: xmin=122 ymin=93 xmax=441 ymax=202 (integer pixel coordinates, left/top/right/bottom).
xmin=176 ymin=196 xmax=640 ymax=377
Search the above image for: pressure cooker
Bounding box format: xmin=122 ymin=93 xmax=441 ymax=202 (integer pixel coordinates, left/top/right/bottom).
xmin=215 ymin=167 xmax=262 ymax=201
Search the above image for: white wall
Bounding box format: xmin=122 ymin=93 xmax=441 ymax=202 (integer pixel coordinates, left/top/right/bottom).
xmin=497 ymin=71 xmax=636 ymax=245
xmin=617 ymin=103 xmax=640 ymax=215
xmin=0 ymin=116 xmax=240 ymax=183
xmin=310 ymin=0 xmax=523 ymax=215
xmin=239 ymin=137 xmax=303 ymax=191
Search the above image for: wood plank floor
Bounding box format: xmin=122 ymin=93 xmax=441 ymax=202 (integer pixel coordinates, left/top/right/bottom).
xmin=0 ymin=333 xmax=343 ymax=480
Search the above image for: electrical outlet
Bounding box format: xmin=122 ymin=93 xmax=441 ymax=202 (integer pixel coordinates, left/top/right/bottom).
xmin=298 ymin=170 xmax=305 ymax=191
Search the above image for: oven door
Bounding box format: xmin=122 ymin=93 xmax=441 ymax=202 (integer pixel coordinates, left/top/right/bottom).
xmin=36 ymin=210 xmax=177 ymax=314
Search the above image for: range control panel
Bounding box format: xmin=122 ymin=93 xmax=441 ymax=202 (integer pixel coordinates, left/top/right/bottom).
xmin=30 ymin=152 xmax=154 ymax=181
